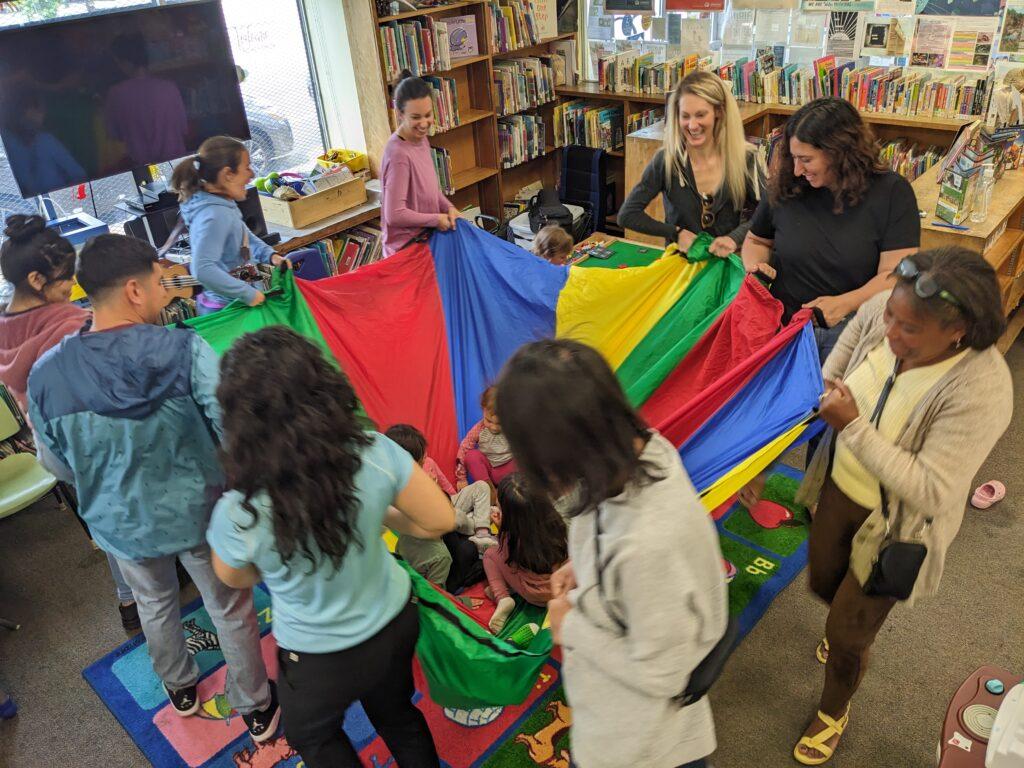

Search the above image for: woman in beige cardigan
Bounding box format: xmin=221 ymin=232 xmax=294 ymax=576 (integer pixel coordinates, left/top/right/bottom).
xmin=792 ymin=246 xmax=1013 ymax=765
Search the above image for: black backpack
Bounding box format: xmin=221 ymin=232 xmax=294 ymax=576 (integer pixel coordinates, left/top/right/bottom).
xmin=528 ymin=188 xmax=573 ymax=235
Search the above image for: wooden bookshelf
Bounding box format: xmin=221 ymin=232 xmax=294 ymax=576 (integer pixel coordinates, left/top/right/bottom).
xmin=370 ymin=0 xmax=579 ymax=219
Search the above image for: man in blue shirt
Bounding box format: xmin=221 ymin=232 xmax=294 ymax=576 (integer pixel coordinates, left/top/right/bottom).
xmin=28 ymin=234 xmax=279 ymax=742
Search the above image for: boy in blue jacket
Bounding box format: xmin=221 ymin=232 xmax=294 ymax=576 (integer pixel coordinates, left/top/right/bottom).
xmin=28 ymin=234 xmax=279 ymax=742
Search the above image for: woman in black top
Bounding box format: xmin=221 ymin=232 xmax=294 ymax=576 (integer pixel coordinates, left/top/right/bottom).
xmin=742 ymin=97 xmax=920 ymax=362
xmin=617 ymin=71 xmax=765 ymax=257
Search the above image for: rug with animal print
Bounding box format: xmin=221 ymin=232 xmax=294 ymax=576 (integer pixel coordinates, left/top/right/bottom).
xmin=82 ymin=469 xmax=808 ymax=767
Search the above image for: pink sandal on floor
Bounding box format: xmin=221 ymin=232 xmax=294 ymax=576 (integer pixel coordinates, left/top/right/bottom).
xmin=971 ymin=481 xmax=1006 ymax=510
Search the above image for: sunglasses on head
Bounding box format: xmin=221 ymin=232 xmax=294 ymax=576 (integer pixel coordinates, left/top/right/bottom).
xmin=894 ymin=258 xmax=963 ymax=310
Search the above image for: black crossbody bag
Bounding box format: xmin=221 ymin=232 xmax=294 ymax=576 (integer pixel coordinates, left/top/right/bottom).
xmin=860 ymin=359 xmax=929 ymax=601
xmin=594 ymin=510 xmax=738 ymax=708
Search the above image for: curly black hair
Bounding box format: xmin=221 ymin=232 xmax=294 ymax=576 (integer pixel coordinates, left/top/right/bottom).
xmin=217 ymin=326 xmax=372 ymax=573
xmin=0 ymin=214 xmax=75 ymax=289
xmin=769 ymin=97 xmax=885 ymax=214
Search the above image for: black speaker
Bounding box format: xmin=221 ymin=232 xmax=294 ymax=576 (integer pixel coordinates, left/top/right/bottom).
xmin=124 ymin=205 xmax=181 ymax=248
xmin=236 ymin=187 xmax=268 ymax=239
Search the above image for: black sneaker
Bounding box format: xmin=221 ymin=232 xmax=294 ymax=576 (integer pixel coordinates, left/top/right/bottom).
xmin=163 ymin=682 xmax=199 ymax=717
xmin=119 ymin=601 xmax=141 ymax=633
xmin=242 ymin=680 xmax=281 ymax=743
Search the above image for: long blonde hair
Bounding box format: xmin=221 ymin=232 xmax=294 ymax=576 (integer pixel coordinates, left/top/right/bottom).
xmin=663 ymin=71 xmax=750 ymax=212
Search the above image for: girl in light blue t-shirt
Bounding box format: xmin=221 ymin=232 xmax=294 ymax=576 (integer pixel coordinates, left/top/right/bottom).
xmin=206 ymin=326 xmax=454 ymax=767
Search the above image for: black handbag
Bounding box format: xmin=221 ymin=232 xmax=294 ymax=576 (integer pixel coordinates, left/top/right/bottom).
xmin=859 ymin=358 xmax=929 ymax=601
xmin=594 ymin=510 xmax=735 ymax=708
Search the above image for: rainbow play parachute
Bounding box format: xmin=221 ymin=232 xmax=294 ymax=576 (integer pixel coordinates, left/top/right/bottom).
xmin=184 ymin=223 xmax=824 ymax=706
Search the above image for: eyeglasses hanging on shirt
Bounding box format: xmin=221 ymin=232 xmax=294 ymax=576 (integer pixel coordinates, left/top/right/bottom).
xmin=699 ymin=192 xmax=715 ymax=230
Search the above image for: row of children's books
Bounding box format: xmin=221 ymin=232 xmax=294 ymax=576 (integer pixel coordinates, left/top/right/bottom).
xmin=498 ymin=114 xmax=547 ymax=168
xmin=493 ymin=56 xmax=556 ymax=117
xmin=879 ymin=140 xmax=941 ymax=182
xmin=487 ymin=0 xmax=538 ymax=55
xmin=597 ymin=51 xmax=712 ymax=95
xmin=626 ymin=106 xmax=664 ymax=136
xmin=722 ymin=50 xmax=991 ymax=121
xmin=322 ymin=225 xmax=385 ymax=274
xmin=553 ymin=101 xmax=623 ymax=151
xmin=431 ymin=146 xmax=455 ymax=195
xmin=428 ymin=76 xmax=461 ymax=133
xmin=379 ymin=16 xmax=453 ymax=82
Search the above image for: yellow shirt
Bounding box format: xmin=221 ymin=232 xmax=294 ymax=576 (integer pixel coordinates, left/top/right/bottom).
xmin=831 ymin=342 xmax=967 ymax=510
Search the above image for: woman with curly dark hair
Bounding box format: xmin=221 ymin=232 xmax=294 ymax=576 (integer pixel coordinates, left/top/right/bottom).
xmin=741 ymin=98 xmax=921 ymax=362
xmin=206 ymin=326 xmax=454 ymax=768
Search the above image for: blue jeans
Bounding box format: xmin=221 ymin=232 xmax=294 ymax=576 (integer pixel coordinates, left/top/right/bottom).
xmin=813 ymin=315 xmax=852 ymax=368
xmin=115 ymin=544 xmax=271 ymax=715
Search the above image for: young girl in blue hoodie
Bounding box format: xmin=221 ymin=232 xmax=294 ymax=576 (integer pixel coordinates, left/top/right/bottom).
xmin=171 ymin=136 xmax=286 ymax=315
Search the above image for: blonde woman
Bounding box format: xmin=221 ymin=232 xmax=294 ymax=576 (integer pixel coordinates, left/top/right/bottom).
xmin=617 ymin=71 xmax=765 ymax=257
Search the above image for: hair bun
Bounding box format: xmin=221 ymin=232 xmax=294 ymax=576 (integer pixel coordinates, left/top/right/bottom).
xmin=398 ymin=68 xmax=415 ymax=81
xmin=4 ymin=214 xmax=46 ymax=243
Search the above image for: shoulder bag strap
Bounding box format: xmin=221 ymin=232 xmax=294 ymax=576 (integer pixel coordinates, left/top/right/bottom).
xmin=594 ymin=509 xmax=627 ymax=633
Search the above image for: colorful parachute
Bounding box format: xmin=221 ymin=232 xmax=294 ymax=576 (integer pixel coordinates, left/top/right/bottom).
xmin=183 ymin=223 xmax=824 ymax=706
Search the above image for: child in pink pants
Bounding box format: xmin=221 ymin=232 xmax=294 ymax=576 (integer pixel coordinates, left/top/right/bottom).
xmin=456 ymin=386 xmax=517 ymax=491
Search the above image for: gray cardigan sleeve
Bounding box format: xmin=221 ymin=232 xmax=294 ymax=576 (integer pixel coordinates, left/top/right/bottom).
xmin=725 ymin=148 xmax=767 ymax=247
xmin=617 ymin=150 xmax=677 ymax=241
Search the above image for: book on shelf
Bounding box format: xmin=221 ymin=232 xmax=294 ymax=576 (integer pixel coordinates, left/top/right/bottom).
xmin=332 ymin=225 xmax=384 ymax=273
xmin=493 ymin=56 xmax=556 ymax=116
xmin=424 ymin=76 xmax=461 ymax=133
xmin=554 ymin=100 xmax=623 ymax=151
xmin=880 ymin=140 xmax=940 ymax=182
xmin=446 ymin=14 xmax=479 ymax=59
xmin=499 ymin=113 xmax=547 ymax=167
xmin=431 ymin=146 xmax=455 ymax=194
xmin=488 ymin=0 xmax=540 ymax=54
xmin=597 ymin=50 xmax=711 ymax=95
xmin=379 ymin=15 xmax=453 ymax=81
xmin=551 ymin=39 xmax=578 ymax=86
xmin=626 ymin=107 xmax=663 ymax=135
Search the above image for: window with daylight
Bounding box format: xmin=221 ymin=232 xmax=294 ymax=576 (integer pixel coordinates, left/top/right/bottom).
xmin=0 ymin=0 xmax=327 ymax=233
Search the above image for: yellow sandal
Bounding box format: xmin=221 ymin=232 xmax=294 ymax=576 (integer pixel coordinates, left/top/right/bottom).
xmin=815 ymin=637 xmax=829 ymax=665
xmin=793 ymin=706 xmax=850 ymax=766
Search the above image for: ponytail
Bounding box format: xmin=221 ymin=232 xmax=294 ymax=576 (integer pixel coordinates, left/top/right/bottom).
xmin=394 ymin=69 xmax=432 ymax=114
xmin=0 ymin=214 xmax=75 ymax=290
xmin=171 ymin=135 xmax=248 ymax=202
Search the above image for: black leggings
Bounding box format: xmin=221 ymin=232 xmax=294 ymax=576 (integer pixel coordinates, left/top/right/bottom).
xmin=276 ymin=599 xmax=439 ymax=767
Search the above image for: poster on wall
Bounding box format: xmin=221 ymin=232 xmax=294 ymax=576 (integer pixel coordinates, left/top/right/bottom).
xmin=826 ymin=11 xmax=862 ymax=58
xmin=911 ymin=17 xmax=953 ymax=66
xmin=999 ymin=0 xmax=1024 ymax=54
xmin=874 ymin=0 xmax=915 ymax=13
xmin=665 ymin=0 xmax=724 ymax=9
xmin=792 ymin=12 xmax=829 ymax=46
xmin=755 ymin=9 xmax=792 ymax=44
xmin=678 ymin=17 xmax=712 ymax=52
xmin=946 ymin=17 xmax=996 ymax=69
xmin=732 ymin=0 xmax=798 ymax=7
xmin=861 ymin=15 xmax=912 ymax=56
xmin=802 ymin=0 xmax=873 ymax=11
xmin=916 ymin=0 xmax=1002 ymax=16
xmin=722 ymin=8 xmax=755 ymax=47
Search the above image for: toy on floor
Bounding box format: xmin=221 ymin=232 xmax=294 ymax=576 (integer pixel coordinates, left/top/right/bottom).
xmin=937 ymin=665 xmax=1022 ymax=767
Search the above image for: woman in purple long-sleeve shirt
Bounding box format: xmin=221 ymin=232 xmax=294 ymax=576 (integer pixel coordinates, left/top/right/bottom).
xmin=380 ymin=71 xmax=460 ymax=257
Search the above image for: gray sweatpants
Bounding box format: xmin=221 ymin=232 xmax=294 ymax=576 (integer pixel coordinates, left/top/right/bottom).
xmin=453 ymin=481 xmax=492 ymax=535
xmin=115 ymin=544 xmax=271 ymax=715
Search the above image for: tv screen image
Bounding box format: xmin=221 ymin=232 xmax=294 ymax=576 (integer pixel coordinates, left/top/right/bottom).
xmin=0 ymin=0 xmax=249 ymax=198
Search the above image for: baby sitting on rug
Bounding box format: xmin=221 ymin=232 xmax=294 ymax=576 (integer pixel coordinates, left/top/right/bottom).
xmin=455 ymin=386 xmax=517 ymax=501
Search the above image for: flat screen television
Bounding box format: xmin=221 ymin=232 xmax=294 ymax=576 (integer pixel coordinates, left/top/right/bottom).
xmin=0 ymin=0 xmax=249 ymax=199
